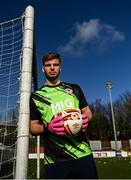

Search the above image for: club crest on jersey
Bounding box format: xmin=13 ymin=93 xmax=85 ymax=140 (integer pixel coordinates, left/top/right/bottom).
xmin=65 ymin=88 xmax=73 ymax=95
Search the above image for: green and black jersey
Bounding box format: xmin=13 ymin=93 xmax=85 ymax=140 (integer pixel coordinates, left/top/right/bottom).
xmin=30 ymin=82 xmax=92 ymax=164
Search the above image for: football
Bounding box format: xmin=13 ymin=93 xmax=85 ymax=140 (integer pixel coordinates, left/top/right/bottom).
xmin=61 ymin=109 xmax=82 ymax=136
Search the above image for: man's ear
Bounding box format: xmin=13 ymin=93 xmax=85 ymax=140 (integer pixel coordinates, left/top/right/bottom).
xmin=42 ymin=66 xmax=44 ymax=72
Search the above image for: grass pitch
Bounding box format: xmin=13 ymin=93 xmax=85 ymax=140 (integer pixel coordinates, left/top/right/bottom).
xmin=95 ymin=157 xmax=131 ymax=179
xmin=28 ymin=157 xmax=131 ymax=179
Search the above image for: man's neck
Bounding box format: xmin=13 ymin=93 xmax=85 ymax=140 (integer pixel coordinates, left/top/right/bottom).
xmin=45 ymin=78 xmax=61 ymax=86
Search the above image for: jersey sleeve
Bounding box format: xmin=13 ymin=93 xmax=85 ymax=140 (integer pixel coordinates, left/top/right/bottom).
xmin=77 ymin=85 xmax=88 ymax=109
xmin=30 ymin=95 xmax=41 ymax=121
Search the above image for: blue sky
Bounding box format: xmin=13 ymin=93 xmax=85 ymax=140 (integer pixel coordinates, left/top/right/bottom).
xmin=0 ymin=0 xmax=131 ymax=104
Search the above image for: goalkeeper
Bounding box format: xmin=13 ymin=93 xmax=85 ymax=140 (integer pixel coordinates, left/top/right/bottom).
xmin=30 ymin=52 xmax=98 ymax=179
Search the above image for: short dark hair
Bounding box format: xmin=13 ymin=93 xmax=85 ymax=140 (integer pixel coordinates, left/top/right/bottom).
xmin=42 ymin=52 xmax=61 ymax=65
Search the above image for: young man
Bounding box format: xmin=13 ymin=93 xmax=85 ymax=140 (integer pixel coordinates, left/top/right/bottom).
xmin=30 ymin=52 xmax=98 ymax=179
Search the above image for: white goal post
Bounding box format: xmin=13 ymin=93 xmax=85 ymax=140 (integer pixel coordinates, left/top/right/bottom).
xmin=15 ymin=5 xmax=35 ymax=179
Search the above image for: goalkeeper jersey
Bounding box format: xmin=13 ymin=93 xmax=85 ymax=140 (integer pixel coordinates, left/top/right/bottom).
xmin=30 ymin=81 xmax=92 ymax=164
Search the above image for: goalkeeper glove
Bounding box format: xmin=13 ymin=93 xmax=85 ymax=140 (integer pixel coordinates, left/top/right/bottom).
xmin=48 ymin=115 xmax=65 ymax=136
xmin=81 ymin=113 xmax=89 ymax=132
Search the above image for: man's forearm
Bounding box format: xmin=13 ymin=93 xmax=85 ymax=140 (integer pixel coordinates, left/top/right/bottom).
xmin=30 ymin=122 xmax=45 ymax=135
xmin=81 ymin=106 xmax=93 ymax=121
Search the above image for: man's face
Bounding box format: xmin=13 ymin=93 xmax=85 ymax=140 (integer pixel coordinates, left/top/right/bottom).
xmin=43 ymin=58 xmax=61 ymax=80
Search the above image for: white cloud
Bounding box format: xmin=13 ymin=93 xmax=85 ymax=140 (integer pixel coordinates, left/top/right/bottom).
xmin=59 ymin=19 xmax=125 ymax=56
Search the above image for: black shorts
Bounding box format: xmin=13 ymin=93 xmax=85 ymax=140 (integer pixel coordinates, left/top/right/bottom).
xmin=44 ymin=154 xmax=98 ymax=179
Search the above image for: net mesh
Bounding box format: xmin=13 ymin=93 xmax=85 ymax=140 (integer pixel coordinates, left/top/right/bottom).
xmin=0 ymin=16 xmax=23 ymax=178
xmin=0 ymin=11 xmax=39 ymax=178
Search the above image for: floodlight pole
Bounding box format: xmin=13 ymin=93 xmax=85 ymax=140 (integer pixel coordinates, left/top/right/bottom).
xmin=106 ymin=81 xmax=118 ymax=151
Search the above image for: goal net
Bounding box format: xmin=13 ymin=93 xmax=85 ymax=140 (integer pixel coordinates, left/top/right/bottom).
xmin=0 ymin=6 xmax=38 ymax=179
